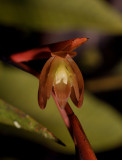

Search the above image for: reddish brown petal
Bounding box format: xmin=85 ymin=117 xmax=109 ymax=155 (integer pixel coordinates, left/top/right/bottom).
xmin=69 ymin=38 xmax=88 ymax=51
xmin=71 ymin=82 xmax=84 ymax=108
xmin=70 ymin=87 xmax=78 ymax=106
xmin=10 ymin=47 xmax=51 ymax=62
xmin=70 ymin=84 xmax=84 ymax=108
xmin=66 ymin=56 xmax=84 ymax=108
xmin=78 ymin=82 xmax=84 ymax=108
xmin=54 ymin=81 xmax=71 ymax=109
xmin=71 ymin=74 xmax=80 ymax=101
xmin=38 ymin=87 xmax=47 ymax=109
xmin=45 ymin=69 xmax=55 ymax=99
xmin=10 ymin=38 xmax=87 ymax=63
xmin=38 ymin=57 xmax=54 ymax=109
xmin=49 ymin=38 xmax=88 ymax=52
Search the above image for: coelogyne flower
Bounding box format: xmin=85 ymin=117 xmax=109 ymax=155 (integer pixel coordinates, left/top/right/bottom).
xmin=38 ymin=38 xmax=88 ymax=109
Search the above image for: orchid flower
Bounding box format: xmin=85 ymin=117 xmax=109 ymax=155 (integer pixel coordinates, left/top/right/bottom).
xmin=38 ymin=38 xmax=87 ymax=109
xmin=10 ymin=38 xmax=88 ymax=109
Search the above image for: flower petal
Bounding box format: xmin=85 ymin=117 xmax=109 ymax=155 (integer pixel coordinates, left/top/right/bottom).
xmin=45 ymin=68 xmax=56 ymax=99
xmin=70 ymin=87 xmax=78 ymax=106
xmin=66 ymin=56 xmax=84 ymax=108
xmin=10 ymin=47 xmax=51 ymax=62
xmin=49 ymin=38 xmax=88 ymax=52
xmin=71 ymin=74 xmax=80 ymax=101
xmin=45 ymin=56 xmax=64 ymax=99
xmin=54 ymin=80 xmax=71 ymax=109
xmin=10 ymin=38 xmax=88 ymax=63
xmin=48 ymin=56 xmax=72 ymax=108
xmin=38 ymin=57 xmax=54 ymax=109
xmin=38 ymin=87 xmax=47 ymax=109
xmin=64 ymin=58 xmax=80 ymax=101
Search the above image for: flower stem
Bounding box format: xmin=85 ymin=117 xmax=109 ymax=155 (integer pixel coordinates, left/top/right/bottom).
xmin=52 ymin=89 xmax=97 ymax=160
xmin=65 ymin=103 xmax=97 ymax=160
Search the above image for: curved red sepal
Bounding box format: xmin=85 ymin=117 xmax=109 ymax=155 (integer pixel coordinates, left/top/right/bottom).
xmin=10 ymin=38 xmax=88 ymax=62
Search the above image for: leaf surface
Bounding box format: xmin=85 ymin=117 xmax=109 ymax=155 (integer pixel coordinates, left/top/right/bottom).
xmin=0 ymin=0 xmax=122 ymax=33
xmin=0 ymin=98 xmax=63 ymax=145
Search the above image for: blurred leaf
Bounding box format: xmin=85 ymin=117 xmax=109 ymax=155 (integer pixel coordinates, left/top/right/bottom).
xmin=85 ymin=75 xmax=122 ymax=92
xmin=81 ymin=48 xmax=103 ymax=72
xmin=0 ymin=0 xmax=122 ymax=33
xmin=0 ymin=62 xmax=122 ymax=153
xmin=71 ymin=93 xmax=122 ymax=152
xmin=0 ymin=98 xmax=62 ymax=144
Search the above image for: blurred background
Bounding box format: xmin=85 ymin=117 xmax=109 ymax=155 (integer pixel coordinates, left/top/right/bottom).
xmin=0 ymin=0 xmax=122 ymax=159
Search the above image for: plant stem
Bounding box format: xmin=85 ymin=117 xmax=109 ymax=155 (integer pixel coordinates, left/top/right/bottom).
xmin=52 ymin=91 xmax=97 ymax=160
xmin=52 ymin=92 xmax=71 ymax=130
xmin=65 ymin=103 xmax=97 ymax=160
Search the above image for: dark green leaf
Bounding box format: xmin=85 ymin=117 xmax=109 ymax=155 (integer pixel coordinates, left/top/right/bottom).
xmin=0 ymin=98 xmax=63 ymax=145
xmin=0 ymin=0 xmax=122 ymax=33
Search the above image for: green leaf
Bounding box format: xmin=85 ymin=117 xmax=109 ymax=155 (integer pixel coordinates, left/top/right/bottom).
xmin=0 ymin=0 xmax=122 ymax=33
xmin=0 ymin=98 xmax=66 ymax=148
xmin=0 ymin=62 xmax=122 ymax=154
xmin=71 ymin=93 xmax=122 ymax=152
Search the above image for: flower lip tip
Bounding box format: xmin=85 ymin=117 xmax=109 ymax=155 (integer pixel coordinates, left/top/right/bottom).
xmin=39 ymin=105 xmax=46 ymax=110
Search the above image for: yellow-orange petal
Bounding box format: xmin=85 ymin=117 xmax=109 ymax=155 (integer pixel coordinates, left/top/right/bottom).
xmin=64 ymin=58 xmax=80 ymax=101
xmin=47 ymin=56 xmax=72 ymax=108
xmin=45 ymin=56 xmax=65 ymax=99
xmin=45 ymin=64 xmax=57 ymax=99
xmin=38 ymin=57 xmax=54 ymax=109
xmin=66 ymin=56 xmax=84 ymax=108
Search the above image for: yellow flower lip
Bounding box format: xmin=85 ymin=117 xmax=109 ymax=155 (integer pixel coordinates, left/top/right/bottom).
xmin=55 ymin=65 xmax=68 ymax=85
xmin=54 ymin=61 xmax=72 ymax=85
